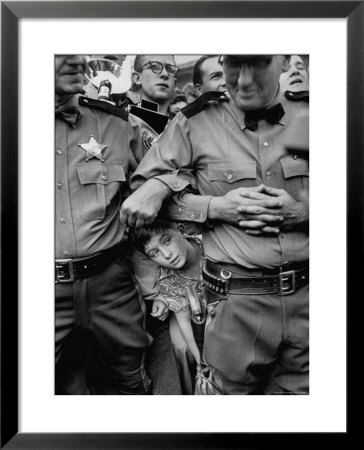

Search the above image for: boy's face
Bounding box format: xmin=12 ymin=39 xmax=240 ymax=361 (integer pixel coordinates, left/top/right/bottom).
xmin=144 ymin=229 xmax=188 ymax=270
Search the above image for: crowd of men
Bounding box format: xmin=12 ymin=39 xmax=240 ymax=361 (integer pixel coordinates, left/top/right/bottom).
xmin=55 ymin=54 xmax=309 ymax=395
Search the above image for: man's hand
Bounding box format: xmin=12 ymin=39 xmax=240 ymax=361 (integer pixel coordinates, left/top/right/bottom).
xmin=120 ymin=179 xmax=170 ymax=228
xmin=241 ymin=185 xmax=309 ymax=231
xmin=208 ymin=185 xmax=283 ymax=234
xmin=151 ymin=299 xmax=169 ymax=321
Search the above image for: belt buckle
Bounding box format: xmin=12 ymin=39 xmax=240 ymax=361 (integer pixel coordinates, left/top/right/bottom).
xmin=55 ymin=259 xmax=74 ymax=283
xmin=279 ymin=270 xmax=295 ymax=296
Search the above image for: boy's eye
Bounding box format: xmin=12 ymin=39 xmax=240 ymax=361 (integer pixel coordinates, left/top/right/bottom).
xmin=149 ymin=249 xmax=159 ymax=258
xmin=163 ymin=236 xmax=171 ymax=245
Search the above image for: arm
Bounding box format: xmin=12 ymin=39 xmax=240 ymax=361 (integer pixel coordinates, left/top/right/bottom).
xmin=163 ymin=187 xmax=285 ymax=235
xmin=121 ymin=114 xmax=196 ymax=227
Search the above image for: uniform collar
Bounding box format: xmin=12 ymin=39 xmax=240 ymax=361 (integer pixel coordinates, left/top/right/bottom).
xmin=230 ymin=85 xmax=286 ymax=130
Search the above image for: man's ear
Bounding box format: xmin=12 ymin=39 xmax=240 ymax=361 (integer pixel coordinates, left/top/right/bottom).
xmin=281 ymin=56 xmax=290 ymax=73
xmin=195 ymin=84 xmax=203 ymax=94
xmin=132 ymin=71 xmax=142 ymax=87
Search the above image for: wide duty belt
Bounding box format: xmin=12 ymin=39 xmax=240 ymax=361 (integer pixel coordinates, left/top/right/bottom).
xmin=55 ymin=244 xmax=121 ymax=283
xmin=202 ymin=259 xmax=309 ymax=296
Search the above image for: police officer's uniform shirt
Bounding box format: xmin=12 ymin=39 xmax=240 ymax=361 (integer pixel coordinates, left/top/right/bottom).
xmin=131 ymin=89 xmax=309 ymax=269
xmin=56 ymin=95 xmax=152 ymax=259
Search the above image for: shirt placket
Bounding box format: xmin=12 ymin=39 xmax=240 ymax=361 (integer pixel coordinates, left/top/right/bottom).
xmin=55 ymin=120 xmax=77 ymax=258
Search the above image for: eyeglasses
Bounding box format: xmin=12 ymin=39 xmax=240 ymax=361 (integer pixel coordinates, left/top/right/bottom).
xmin=219 ymin=55 xmax=273 ymax=70
xmin=138 ymin=61 xmax=179 ymax=78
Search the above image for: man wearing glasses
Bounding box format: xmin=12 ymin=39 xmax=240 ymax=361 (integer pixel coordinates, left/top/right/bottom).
xmin=121 ymin=55 xmax=309 ymax=395
xmin=132 ymin=55 xmax=179 ymax=116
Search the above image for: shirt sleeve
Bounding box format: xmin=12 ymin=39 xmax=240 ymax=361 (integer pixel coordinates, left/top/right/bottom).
xmin=163 ymin=191 xmax=213 ymax=223
xmin=127 ymin=114 xmax=159 ymax=167
xmin=130 ymin=113 xmax=196 ymax=192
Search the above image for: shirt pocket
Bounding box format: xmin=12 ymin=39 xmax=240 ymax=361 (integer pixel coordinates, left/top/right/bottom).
xmin=207 ymin=161 xmax=257 ymax=195
xmin=76 ymin=163 xmax=126 ymax=221
xmin=280 ymin=155 xmax=309 ymax=198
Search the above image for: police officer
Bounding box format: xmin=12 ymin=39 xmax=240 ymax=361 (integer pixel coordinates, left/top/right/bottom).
xmin=120 ymin=55 xmax=309 ymax=395
xmin=55 ymin=55 xmax=155 ymax=394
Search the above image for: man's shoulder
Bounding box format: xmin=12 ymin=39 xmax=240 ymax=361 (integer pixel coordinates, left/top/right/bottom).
xmin=181 ymin=91 xmax=229 ymax=119
xmin=79 ymin=96 xmax=129 ymax=121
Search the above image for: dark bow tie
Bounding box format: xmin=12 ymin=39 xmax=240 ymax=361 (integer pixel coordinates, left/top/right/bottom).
xmin=55 ymin=104 xmax=81 ymax=126
xmin=244 ymin=103 xmax=285 ymax=131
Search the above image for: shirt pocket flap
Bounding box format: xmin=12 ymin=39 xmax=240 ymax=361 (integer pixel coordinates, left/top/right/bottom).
xmin=280 ymin=156 xmax=309 ymax=179
xmin=76 ymin=164 xmax=126 ymax=186
xmin=208 ymin=161 xmax=256 ymax=183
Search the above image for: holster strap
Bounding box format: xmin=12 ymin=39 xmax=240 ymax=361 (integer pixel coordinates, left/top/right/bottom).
xmin=203 ymin=258 xmax=309 ymax=296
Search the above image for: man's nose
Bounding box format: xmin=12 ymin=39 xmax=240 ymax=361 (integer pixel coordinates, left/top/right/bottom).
xmin=289 ymin=67 xmax=300 ymax=77
xmin=159 ymin=65 xmax=170 ymax=78
xmin=237 ymin=65 xmax=254 ymax=87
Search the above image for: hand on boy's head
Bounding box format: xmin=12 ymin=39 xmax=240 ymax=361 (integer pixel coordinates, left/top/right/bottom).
xmin=151 ymin=299 xmax=169 ymax=321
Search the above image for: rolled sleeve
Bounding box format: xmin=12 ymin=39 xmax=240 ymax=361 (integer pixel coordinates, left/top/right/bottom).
xmin=164 ymin=192 xmax=212 ymax=223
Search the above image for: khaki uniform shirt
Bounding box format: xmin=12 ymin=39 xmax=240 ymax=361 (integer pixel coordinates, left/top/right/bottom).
xmin=56 ymin=95 xmax=153 ymax=259
xmin=131 ymin=90 xmax=309 ymax=269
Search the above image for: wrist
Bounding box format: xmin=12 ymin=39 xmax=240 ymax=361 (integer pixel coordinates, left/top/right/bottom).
xmin=149 ymin=179 xmax=171 ymax=196
xmin=207 ymin=196 xmax=222 ymax=220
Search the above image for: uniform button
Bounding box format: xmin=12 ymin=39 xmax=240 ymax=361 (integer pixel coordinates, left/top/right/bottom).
xmin=227 ymin=174 xmax=232 ymax=180
xmin=64 ymin=250 xmax=70 ymax=256
xmin=60 ymin=218 xmax=66 ymax=223
xmin=57 ymin=183 xmax=63 ymax=190
xmin=56 ymin=148 xmax=62 ymax=155
xmin=191 ymin=214 xmax=196 ymax=219
xmin=263 ymin=140 xmax=269 ymax=147
xmin=281 ymin=234 xmax=286 ymax=238
xmin=102 ymin=175 xmax=107 ymax=181
xmin=266 ymin=170 xmax=271 ymax=176
xmin=293 ymin=154 xmax=298 ymax=160
xmin=175 ymin=184 xmax=181 ymax=188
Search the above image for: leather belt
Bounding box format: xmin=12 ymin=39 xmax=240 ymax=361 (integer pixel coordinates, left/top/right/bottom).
xmin=55 ymin=244 xmax=122 ymax=283
xmin=203 ymin=258 xmax=309 ymax=296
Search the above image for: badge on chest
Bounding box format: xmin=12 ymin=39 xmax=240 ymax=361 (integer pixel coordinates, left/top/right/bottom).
xmin=79 ymin=135 xmax=107 ymax=162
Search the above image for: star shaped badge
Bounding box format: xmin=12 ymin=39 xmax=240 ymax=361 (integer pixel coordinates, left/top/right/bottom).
xmin=79 ymin=135 xmax=107 ymax=162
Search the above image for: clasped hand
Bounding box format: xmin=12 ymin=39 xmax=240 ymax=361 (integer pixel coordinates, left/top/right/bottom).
xmin=208 ymin=184 xmax=308 ymax=235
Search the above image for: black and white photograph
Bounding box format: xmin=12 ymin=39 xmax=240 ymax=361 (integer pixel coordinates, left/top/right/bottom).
xmin=55 ymin=53 xmax=309 ymax=396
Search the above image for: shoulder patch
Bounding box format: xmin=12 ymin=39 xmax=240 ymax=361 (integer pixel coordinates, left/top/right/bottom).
xmin=142 ymin=130 xmax=157 ymax=150
xmin=181 ymin=91 xmax=229 ymax=119
xmin=79 ymin=96 xmax=129 ymax=121
xmin=285 ymin=90 xmax=309 ymax=103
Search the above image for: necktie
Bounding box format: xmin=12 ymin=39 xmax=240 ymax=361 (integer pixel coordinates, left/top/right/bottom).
xmin=244 ymin=103 xmax=285 ymax=131
xmin=55 ymin=104 xmax=81 ymax=126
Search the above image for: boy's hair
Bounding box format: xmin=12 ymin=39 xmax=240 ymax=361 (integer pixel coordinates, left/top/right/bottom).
xmin=131 ymin=219 xmax=176 ymax=255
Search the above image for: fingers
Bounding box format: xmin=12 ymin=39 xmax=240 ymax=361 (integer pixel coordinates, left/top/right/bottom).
xmin=237 ymin=205 xmax=283 ymax=216
xmin=239 ymin=192 xmax=283 ymax=208
xmin=250 ymin=214 xmax=283 ymax=223
xmin=238 ymin=219 xmax=267 ymax=229
xmin=259 ymin=185 xmax=285 ymax=197
xmin=245 ymin=227 xmax=280 ymax=235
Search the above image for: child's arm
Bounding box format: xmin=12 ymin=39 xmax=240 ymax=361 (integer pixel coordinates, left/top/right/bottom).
xmin=174 ymin=308 xmax=201 ymax=365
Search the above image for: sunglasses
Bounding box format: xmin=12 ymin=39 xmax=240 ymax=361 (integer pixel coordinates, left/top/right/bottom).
xmin=138 ymin=61 xmax=179 ymax=78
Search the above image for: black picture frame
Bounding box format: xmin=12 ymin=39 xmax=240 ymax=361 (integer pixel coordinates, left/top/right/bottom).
xmin=1 ymin=1 xmax=359 ymax=448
